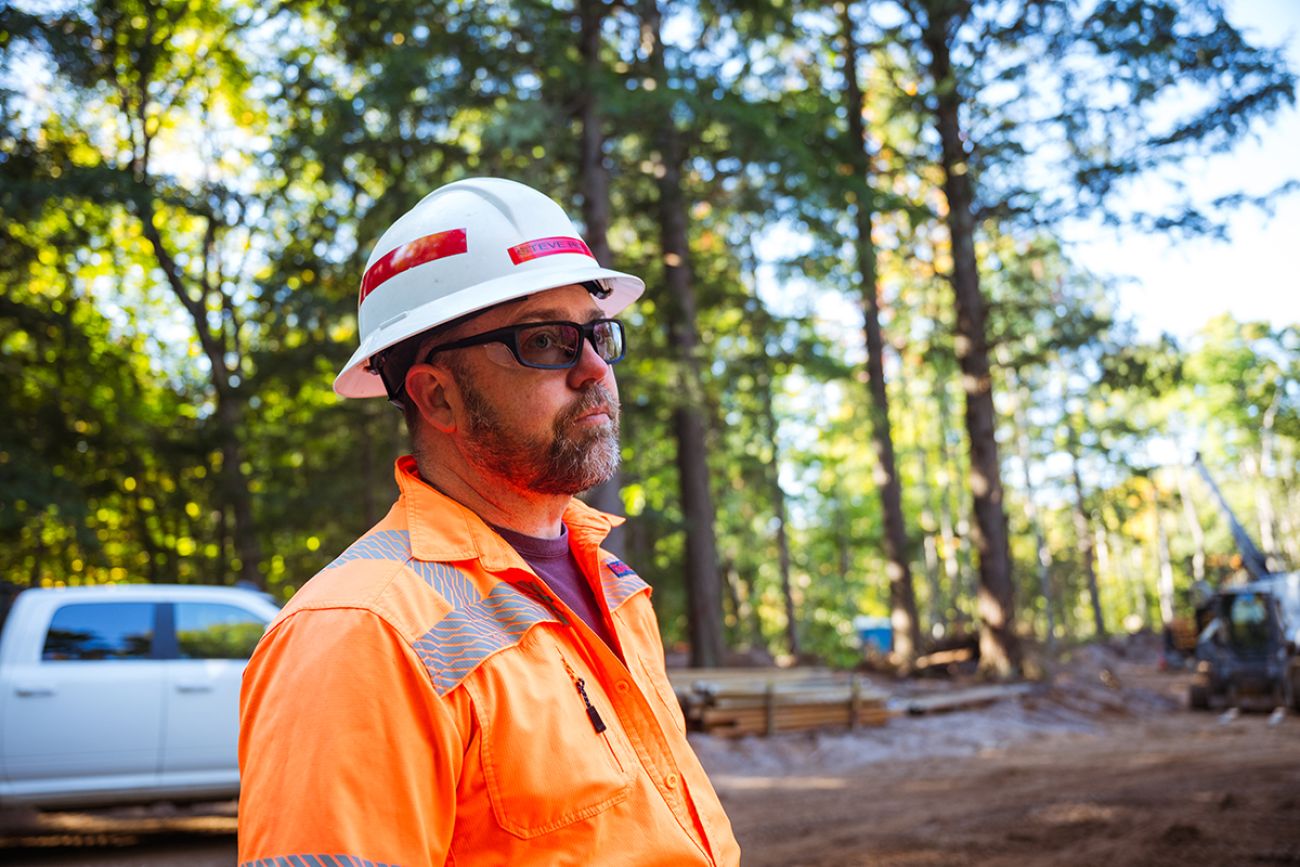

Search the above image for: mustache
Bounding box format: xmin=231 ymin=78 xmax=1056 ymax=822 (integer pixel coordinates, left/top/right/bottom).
xmin=559 ymin=383 xmax=620 ymax=427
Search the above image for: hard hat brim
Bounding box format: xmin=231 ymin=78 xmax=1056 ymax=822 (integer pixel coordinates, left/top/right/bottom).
xmin=333 ymin=261 xmax=644 ymax=398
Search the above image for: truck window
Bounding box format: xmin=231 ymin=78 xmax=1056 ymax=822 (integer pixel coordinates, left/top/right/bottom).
xmin=42 ymin=602 xmax=155 ymax=661
xmin=175 ymin=603 xmax=266 ymax=659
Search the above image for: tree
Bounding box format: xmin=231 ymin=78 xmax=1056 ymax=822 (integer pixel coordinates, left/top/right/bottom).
xmin=888 ymin=0 xmax=1294 ymax=673
xmin=902 ymin=0 xmax=1022 ymax=675
xmin=573 ymin=0 xmax=628 ymax=554
xmin=838 ymin=1 xmax=922 ymax=664
xmin=5 ymin=0 xmax=276 ymax=587
xmin=636 ymin=0 xmax=726 ymax=666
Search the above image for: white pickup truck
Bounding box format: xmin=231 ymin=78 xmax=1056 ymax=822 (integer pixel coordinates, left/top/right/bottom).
xmin=0 ymin=583 xmax=279 ymax=809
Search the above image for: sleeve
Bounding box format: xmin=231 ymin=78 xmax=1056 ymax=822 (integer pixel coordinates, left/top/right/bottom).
xmin=237 ymin=607 xmax=463 ymax=867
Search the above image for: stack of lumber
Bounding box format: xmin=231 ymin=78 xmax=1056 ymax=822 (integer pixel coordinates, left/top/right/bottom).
xmin=666 ymin=668 xmax=890 ymax=737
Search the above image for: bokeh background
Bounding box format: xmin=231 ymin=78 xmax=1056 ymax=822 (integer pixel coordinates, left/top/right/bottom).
xmin=2 ymin=0 xmax=1297 ymax=670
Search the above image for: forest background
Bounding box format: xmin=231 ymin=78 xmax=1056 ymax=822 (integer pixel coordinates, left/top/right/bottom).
xmin=2 ymin=0 xmax=1298 ymax=675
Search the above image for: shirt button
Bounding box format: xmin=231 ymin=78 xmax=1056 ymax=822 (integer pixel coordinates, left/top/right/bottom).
xmin=616 ymin=680 xmax=631 ymax=694
xmin=665 ymin=773 xmax=679 ymax=789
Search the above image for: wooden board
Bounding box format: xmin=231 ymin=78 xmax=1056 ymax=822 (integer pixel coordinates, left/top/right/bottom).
xmin=899 ymin=683 xmax=1034 ymax=715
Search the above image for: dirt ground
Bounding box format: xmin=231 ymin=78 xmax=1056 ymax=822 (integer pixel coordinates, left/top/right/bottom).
xmin=3 ymin=635 xmax=1298 ymax=866
xmin=698 ymin=636 xmax=1300 ymax=866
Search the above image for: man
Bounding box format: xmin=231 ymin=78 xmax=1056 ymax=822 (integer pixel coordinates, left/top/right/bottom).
xmin=237 ymin=178 xmax=740 ymax=866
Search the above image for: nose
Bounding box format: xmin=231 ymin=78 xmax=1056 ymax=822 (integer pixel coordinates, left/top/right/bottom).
xmin=567 ymin=333 xmax=614 ymax=390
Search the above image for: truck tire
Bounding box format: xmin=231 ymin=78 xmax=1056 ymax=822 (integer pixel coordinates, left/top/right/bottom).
xmin=1188 ymin=682 xmax=1211 ymax=711
xmin=1286 ymin=666 xmax=1300 ymax=712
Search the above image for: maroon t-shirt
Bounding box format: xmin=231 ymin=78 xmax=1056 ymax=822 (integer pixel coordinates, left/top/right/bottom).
xmin=493 ymin=524 xmax=616 ymax=650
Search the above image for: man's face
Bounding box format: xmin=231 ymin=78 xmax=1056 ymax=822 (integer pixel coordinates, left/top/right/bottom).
xmin=432 ymin=284 xmax=622 ymax=496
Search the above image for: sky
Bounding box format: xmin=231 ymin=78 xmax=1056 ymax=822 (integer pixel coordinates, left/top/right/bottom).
xmin=1070 ymin=0 xmax=1300 ymax=342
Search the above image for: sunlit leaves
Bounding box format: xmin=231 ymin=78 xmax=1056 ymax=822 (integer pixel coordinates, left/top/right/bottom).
xmin=1 ymin=0 xmax=1294 ymax=662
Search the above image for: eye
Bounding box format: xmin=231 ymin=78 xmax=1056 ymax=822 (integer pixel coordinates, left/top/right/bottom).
xmin=523 ymin=329 xmax=560 ymax=351
xmin=519 ymin=324 xmax=579 ymax=364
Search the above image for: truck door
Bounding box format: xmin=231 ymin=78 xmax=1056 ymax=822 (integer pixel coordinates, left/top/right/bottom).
xmin=159 ymin=601 xmax=268 ymax=778
xmin=2 ymin=601 xmax=165 ymax=793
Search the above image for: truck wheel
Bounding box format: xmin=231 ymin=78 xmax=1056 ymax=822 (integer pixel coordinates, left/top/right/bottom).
xmin=1189 ymin=682 xmax=1211 ymax=711
xmin=1286 ymin=667 xmax=1300 ymax=712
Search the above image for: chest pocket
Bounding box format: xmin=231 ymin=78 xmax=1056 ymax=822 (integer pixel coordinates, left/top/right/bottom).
xmin=464 ymin=629 xmax=632 ymax=838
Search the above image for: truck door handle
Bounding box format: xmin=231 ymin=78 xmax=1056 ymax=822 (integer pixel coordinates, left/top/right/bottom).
xmin=15 ymin=684 xmax=55 ymax=697
xmin=175 ymin=683 xmax=213 ymax=693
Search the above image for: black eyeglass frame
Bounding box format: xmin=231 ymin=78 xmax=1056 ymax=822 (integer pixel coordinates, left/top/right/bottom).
xmin=421 ymin=317 xmax=627 ymax=370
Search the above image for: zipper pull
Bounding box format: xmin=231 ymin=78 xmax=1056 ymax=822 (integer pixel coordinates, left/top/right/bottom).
xmin=574 ymin=677 xmax=607 ymax=734
xmin=559 ymin=652 xmax=608 ymax=734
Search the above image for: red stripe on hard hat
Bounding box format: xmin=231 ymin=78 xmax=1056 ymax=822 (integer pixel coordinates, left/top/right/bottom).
xmin=508 ymin=236 xmax=593 ymax=265
xmin=359 ymin=228 xmax=468 ymax=305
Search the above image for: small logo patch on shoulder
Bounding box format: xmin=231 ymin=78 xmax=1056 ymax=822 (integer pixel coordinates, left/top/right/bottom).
xmin=606 ymin=558 xmax=636 ymax=578
xmin=603 ymin=558 xmax=650 ymax=610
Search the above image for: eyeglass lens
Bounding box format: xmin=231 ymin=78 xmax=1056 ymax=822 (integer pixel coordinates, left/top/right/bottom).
xmin=516 ymin=321 xmax=623 ymax=367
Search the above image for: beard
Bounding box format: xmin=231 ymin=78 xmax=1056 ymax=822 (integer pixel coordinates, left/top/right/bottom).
xmin=460 ymin=378 xmax=622 ymax=496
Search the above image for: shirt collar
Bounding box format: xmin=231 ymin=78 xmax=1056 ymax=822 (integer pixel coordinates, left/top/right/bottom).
xmin=394 ymin=455 xmax=623 ymax=570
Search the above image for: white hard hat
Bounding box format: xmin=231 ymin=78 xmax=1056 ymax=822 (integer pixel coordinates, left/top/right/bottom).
xmin=334 ymin=177 xmax=645 ymax=398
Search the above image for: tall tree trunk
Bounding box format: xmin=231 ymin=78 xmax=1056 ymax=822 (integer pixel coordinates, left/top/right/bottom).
xmin=1140 ymin=531 xmax=1161 ymax=626
xmin=641 ymin=0 xmax=724 ymax=667
xmin=576 ymin=0 xmax=626 ymax=554
xmin=916 ymin=442 xmax=946 ymax=635
xmin=215 ymin=388 xmax=261 ymax=587
xmin=937 ymin=386 xmax=966 ymax=625
xmin=725 ymin=561 xmax=766 ymax=650
xmin=836 ymin=498 xmax=853 ymax=586
xmin=926 ymin=281 xmax=966 ymax=627
xmin=1009 ymin=377 xmax=1054 ymax=651
xmin=840 ymin=2 xmax=921 ymax=664
xmin=1068 ymin=432 xmax=1105 ymax=638
xmin=122 ymin=363 xmax=163 ymax=584
xmin=718 ymin=554 xmax=740 ymax=642
xmin=758 ymin=371 xmax=799 ymax=657
xmin=921 ymin=6 xmax=1020 ymax=675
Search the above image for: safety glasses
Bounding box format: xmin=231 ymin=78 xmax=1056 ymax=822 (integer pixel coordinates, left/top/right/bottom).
xmin=423 ymin=318 xmax=626 ymax=370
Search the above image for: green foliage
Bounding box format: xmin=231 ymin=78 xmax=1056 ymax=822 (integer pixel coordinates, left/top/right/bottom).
xmin=1 ymin=0 xmax=1295 ymax=666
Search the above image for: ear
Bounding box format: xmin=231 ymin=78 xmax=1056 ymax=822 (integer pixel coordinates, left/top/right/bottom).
xmin=405 ymin=362 xmax=460 ymax=434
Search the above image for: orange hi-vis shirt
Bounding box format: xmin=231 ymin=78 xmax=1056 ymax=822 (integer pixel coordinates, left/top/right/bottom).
xmin=238 ymin=456 xmax=740 ymax=867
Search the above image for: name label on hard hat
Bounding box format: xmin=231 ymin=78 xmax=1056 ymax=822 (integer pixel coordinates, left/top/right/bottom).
xmin=508 ymin=236 xmax=593 ymax=265
xmin=359 ymin=228 xmax=469 ymax=305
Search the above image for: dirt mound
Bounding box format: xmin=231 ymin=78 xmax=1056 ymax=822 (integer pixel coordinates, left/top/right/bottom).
xmin=1041 ymin=633 xmax=1184 ymax=718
